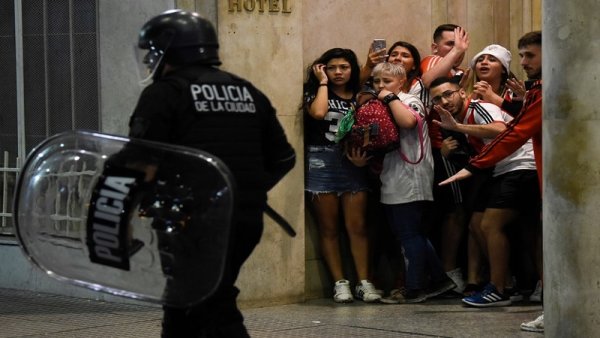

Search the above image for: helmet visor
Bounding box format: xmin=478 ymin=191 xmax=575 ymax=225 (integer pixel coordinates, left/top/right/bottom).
xmin=134 ymin=45 xmax=166 ymax=86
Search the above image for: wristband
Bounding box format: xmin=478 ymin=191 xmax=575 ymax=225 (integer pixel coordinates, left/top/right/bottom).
xmin=319 ymin=83 xmax=328 ymax=86
xmin=382 ymin=93 xmax=400 ymax=105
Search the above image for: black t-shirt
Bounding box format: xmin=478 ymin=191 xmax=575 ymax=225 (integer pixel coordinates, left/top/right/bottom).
xmin=304 ymin=89 xmax=355 ymax=146
xmin=128 ymin=65 xmax=295 ymax=217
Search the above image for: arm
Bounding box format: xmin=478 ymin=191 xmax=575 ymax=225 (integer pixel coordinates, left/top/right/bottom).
xmin=421 ymin=27 xmax=470 ymax=88
xmin=307 ymin=64 xmax=329 ymax=120
xmin=433 ymin=105 xmax=505 ymax=139
xmin=466 ymin=92 xmax=542 ymax=171
xmin=379 ymin=90 xmax=417 ymax=129
xmin=359 ymin=46 xmax=387 ymax=84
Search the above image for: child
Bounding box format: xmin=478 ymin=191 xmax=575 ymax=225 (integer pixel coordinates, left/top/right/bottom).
xmin=368 ymin=62 xmax=455 ymax=303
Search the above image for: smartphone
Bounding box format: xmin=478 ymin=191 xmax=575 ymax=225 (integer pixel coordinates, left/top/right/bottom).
xmin=372 ymin=39 xmax=386 ymax=52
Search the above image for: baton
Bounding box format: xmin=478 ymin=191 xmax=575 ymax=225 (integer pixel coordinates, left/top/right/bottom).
xmin=265 ymin=204 xmax=296 ymax=237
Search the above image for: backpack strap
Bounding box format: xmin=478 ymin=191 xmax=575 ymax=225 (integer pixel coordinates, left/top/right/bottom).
xmin=398 ymin=107 xmax=425 ymax=165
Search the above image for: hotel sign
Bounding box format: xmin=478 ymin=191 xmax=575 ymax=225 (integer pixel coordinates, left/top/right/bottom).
xmin=228 ymin=0 xmax=292 ymax=13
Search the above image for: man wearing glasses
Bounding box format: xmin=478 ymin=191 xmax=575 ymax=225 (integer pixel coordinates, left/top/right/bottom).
xmin=419 ymin=24 xmax=472 ymax=294
xmin=430 ymin=76 xmax=539 ymax=308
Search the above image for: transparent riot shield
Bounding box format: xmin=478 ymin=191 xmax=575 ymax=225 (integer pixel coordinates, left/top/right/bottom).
xmin=13 ymin=130 xmax=234 ymax=307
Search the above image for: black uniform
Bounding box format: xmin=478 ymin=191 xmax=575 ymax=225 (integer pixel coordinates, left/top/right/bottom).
xmin=129 ymin=64 xmax=295 ymax=337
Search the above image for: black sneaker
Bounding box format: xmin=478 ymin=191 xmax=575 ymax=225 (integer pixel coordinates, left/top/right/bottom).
xmin=381 ymin=288 xmax=427 ymax=304
xmin=426 ymin=278 xmax=457 ymax=299
xmin=403 ymin=289 xmax=428 ymax=303
xmin=505 ymin=287 xmax=524 ymax=302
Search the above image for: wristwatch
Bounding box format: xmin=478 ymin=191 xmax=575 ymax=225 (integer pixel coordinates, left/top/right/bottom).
xmin=383 ymin=93 xmax=400 ymax=105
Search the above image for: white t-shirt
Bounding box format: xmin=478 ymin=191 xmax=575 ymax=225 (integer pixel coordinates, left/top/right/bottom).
xmin=463 ymin=100 xmax=536 ymax=176
xmin=380 ymin=92 xmax=434 ymax=204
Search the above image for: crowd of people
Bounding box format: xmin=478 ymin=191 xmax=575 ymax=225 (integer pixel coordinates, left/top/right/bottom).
xmin=302 ymin=25 xmax=544 ymax=332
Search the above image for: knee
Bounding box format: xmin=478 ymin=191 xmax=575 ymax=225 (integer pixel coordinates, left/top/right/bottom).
xmin=346 ymin=222 xmax=368 ymax=238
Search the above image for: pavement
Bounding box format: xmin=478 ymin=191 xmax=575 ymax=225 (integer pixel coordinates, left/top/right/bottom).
xmin=0 ymin=287 xmax=543 ymax=337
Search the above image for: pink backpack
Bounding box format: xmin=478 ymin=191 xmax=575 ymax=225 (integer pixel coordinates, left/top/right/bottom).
xmin=348 ymin=97 xmax=425 ymax=164
xmin=349 ymin=98 xmax=400 ymax=154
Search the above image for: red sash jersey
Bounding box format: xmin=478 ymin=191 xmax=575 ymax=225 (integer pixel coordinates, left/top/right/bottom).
xmin=466 ymin=80 xmax=542 ymax=190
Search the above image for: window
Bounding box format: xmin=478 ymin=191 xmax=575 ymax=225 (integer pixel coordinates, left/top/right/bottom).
xmin=0 ymin=0 xmax=99 ymax=235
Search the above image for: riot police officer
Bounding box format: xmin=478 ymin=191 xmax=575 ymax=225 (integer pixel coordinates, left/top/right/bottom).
xmin=131 ymin=9 xmax=295 ymax=337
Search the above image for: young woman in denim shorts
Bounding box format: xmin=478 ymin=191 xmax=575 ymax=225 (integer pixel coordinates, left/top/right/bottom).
xmin=303 ymin=48 xmax=380 ymax=303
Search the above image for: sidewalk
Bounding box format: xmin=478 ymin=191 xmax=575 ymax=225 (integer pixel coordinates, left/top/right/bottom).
xmin=0 ymin=288 xmax=543 ymax=337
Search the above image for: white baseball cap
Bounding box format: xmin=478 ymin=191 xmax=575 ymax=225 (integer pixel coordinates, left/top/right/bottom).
xmin=470 ymin=44 xmax=511 ymax=73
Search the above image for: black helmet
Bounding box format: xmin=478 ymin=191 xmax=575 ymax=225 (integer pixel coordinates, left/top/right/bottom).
xmin=137 ymin=10 xmax=220 ymax=82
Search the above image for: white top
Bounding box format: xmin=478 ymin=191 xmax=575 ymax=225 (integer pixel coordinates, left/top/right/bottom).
xmin=380 ymin=92 xmax=434 ymax=204
xmin=464 ymin=100 xmax=537 ymax=176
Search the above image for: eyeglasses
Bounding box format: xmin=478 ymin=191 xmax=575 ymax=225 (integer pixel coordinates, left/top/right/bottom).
xmin=431 ymin=89 xmax=460 ymax=105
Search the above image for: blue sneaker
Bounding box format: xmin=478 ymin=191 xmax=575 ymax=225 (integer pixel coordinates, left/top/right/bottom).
xmin=462 ymin=283 xmax=511 ymax=307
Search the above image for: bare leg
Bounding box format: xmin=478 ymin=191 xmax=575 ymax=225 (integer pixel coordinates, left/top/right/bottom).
xmin=311 ymin=193 xmax=344 ymax=281
xmin=466 ymin=212 xmax=484 ymax=286
xmin=480 ymin=208 xmax=518 ymax=293
xmin=341 ymin=191 xmax=370 ymax=281
xmin=440 ymin=207 xmax=466 ymax=271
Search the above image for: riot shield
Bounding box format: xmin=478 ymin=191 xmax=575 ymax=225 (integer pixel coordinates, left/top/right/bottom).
xmin=13 ymin=130 xmax=235 ymax=307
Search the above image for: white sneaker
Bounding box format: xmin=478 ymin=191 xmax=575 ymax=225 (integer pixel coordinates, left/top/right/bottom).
xmin=520 ymin=313 xmax=544 ymax=332
xmin=333 ymin=280 xmax=353 ymax=303
xmin=446 ymin=268 xmax=466 ymax=293
xmin=355 ymin=280 xmax=382 ymax=303
xmin=529 ymin=280 xmax=543 ymax=302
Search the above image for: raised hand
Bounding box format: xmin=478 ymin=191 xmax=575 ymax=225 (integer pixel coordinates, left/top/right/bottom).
xmin=473 ymin=80 xmax=502 ymax=103
xmin=432 ymin=105 xmax=459 ymax=131
xmin=312 ymin=63 xmax=328 ymax=84
xmin=454 ymin=26 xmax=470 ymax=54
xmin=506 ymin=77 xmax=526 ymax=101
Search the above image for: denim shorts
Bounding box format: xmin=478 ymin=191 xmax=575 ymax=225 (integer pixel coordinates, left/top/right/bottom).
xmin=305 ymin=145 xmax=369 ymax=195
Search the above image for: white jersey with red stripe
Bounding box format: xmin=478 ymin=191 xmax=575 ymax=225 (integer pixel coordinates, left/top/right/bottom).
xmin=463 ymin=100 xmax=536 ymax=177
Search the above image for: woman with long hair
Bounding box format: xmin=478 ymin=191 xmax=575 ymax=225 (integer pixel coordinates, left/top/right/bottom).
xmin=303 ymin=48 xmax=380 ymax=303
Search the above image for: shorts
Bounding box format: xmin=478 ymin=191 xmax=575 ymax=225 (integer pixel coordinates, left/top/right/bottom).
xmin=431 ymin=148 xmax=464 ymax=213
xmin=305 ymin=145 xmax=369 ymax=195
xmin=485 ymin=169 xmax=541 ymax=211
xmin=467 ymin=169 xmax=494 ymax=213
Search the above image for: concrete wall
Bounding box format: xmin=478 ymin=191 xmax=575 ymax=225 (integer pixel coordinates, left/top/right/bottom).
xmin=544 ymin=1 xmax=600 ymax=335
xmin=100 ymin=0 xmax=174 ymax=135
xmin=215 ymin=0 xmax=306 ymax=307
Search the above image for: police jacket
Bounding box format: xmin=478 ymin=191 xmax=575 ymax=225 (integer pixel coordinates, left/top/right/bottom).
xmin=128 ymin=65 xmax=296 ymax=221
